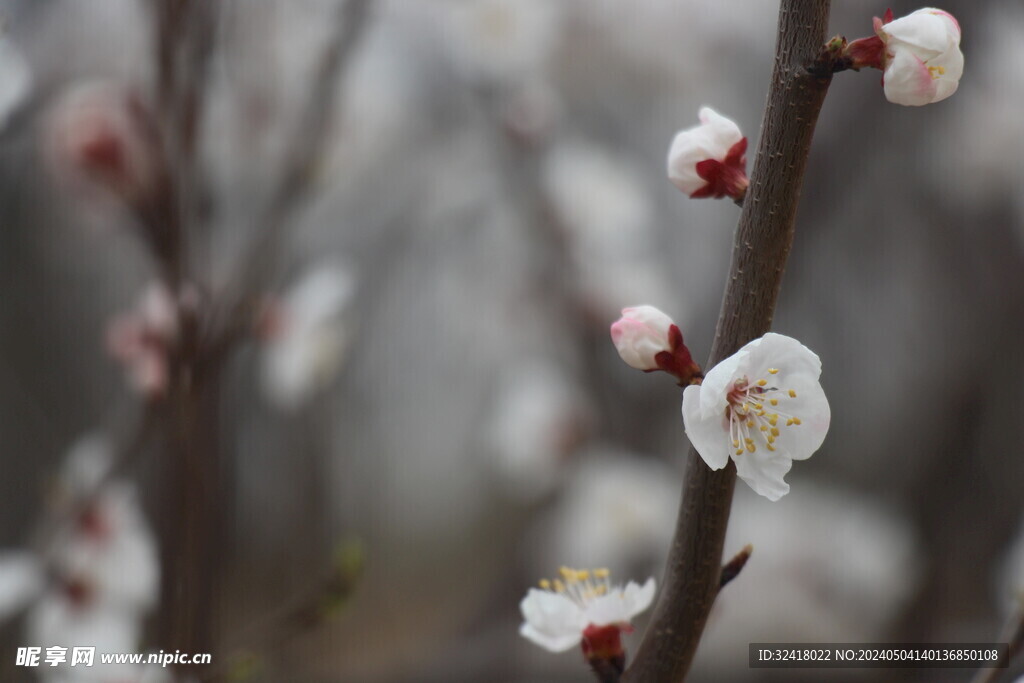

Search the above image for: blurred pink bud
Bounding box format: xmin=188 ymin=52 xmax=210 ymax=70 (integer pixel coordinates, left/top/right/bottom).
xmin=105 ymin=283 xmax=178 ymax=399
xmin=667 ymin=107 xmax=748 ymax=201
xmin=45 ymin=82 xmax=160 ymax=206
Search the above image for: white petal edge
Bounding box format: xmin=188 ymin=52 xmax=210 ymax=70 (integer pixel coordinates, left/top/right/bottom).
xmin=683 ymin=384 xmax=731 ymax=471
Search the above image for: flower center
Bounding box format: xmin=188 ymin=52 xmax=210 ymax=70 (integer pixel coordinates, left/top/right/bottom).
xmin=539 ymin=567 xmax=612 ymax=608
xmin=928 ymin=65 xmax=946 ymax=79
xmin=725 ymin=368 xmax=802 ymax=456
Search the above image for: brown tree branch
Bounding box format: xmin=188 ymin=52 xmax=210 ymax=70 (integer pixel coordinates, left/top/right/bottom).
xmin=621 ymin=1 xmax=834 ymax=681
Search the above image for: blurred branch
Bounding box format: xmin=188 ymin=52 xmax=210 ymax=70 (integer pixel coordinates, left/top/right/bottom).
xmin=199 ymin=539 xmax=366 ymax=682
xmin=970 ymin=597 xmax=1024 ymax=683
xmin=150 ymin=0 xmax=218 ymax=287
xmin=211 ymin=0 xmax=373 ymax=358
xmin=621 ymin=1 xmax=834 ymax=681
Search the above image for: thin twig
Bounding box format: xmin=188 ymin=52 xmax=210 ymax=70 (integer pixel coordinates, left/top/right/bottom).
xmin=621 ymin=2 xmax=834 ymax=681
xmin=718 ymin=544 xmax=753 ymax=590
xmin=197 ymin=541 xmax=365 ymax=683
xmin=210 ymin=0 xmax=372 ymax=358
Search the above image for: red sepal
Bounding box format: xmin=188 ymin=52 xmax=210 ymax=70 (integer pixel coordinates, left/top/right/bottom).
xmin=690 ymin=138 xmax=749 ymax=201
xmin=845 ymin=35 xmax=885 ymax=70
xmin=653 ymin=324 xmax=703 ymax=386
xmin=581 ymin=624 xmax=627 ymax=682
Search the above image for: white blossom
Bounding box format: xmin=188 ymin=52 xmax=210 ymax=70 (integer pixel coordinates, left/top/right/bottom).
xmin=261 ymin=261 xmax=357 ymax=410
xmin=698 ymin=485 xmax=921 ymax=675
xmin=483 ymin=360 xmax=587 ymax=502
xmin=667 ymin=107 xmax=748 ymax=200
xmin=1 ymin=435 xmax=159 ymax=674
xmin=682 ymin=333 xmax=830 ymax=501
xmin=519 ymin=568 xmax=655 ymax=653
xmin=530 ymin=450 xmax=679 ymax=578
xmin=0 ymin=34 xmax=31 ymax=131
xmin=878 ymin=8 xmax=963 ymax=106
xmin=0 ymin=552 xmax=44 ymax=621
xmin=541 ymin=142 xmax=669 ymax=316
xmin=440 ymin=0 xmax=563 ymax=85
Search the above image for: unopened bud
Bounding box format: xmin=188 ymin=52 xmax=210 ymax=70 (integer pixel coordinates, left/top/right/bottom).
xmin=610 ymin=306 xmax=702 ymax=385
xmin=667 ymin=107 xmax=748 ymax=201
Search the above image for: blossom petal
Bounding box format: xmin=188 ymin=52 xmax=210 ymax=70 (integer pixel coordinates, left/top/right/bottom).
xmin=698 ymin=348 xmax=748 ymax=419
xmin=519 ymin=621 xmax=583 ymax=653
xmin=621 ymin=577 xmax=656 ymax=617
xmin=774 ymin=377 xmax=830 ymax=462
xmin=697 ymin=107 xmax=744 ymax=157
xmin=682 ymin=384 xmax=731 ymax=471
xmin=733 ymin=450 xmax=794 ymax=502
xmin=743 ymin=333 xmax=822 ymax=383
xmin=519 ymin=588 xmax=585 ymax=652
xmin=884 ymin=50 xmax=937 ymax=106
xmin=586 ymin=577 xmax=656 ymax=626
xmin=882 ymin=11 xmax=953 ymax=56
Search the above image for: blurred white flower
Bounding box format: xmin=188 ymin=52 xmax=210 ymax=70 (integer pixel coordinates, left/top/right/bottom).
xmin=0 ymin=552 xmax=44 ymax=621
xmin=530 ymin=450 xmax=680 ymax=578
xmin=440 ymin=0 xmax=563 ymax=85
xmin=667 ymin=107 xmax=748 ymax=200
xmin=48 ymin=481 xmax=159 ymax=613
xmin=541 ymin=141 xmax=671 ymax=316
xmin=0 ymin=34 xmax=31 ymax=130
xmin=261 ymin=261 xmax=356 ymax=410
xmin=697 ymin=484 xmax=921 ymax=679
xmin=106 ymin=282 xmax=178 ymax=399
xmin=682 ymin=333 xmax=830 ymax=501
xmin=520 ymin=568 xmax=655 ymax=653
xmin=483 ymin=360 xmax=587 ymax=502
xmin=877 ymin=8 xmax=963 ymax=106
xmin=44 ymin=82 xmax=160 ymax=205
xmin=1 ymin=435 xmax=159 ymax=670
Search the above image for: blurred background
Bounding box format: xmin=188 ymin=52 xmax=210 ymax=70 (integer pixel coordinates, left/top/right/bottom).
xmin=0 ymin=0 xmax=1022 ymax=681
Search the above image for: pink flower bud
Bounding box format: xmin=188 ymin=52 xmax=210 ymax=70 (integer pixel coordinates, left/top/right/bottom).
xmin=611 ymin=306 xmax=674 ymax=371
xmin=105 ymin=283 xmax=178 ymax=399
xmin=667 ymin=107 xmax=748 ymax=201
xmin=45 ymin=82 xmax=161 ymax=206
xmin=610 ymin=306 xmax=703 ymax=385
xmin=877 ymin=8 xmax=962 ymax=106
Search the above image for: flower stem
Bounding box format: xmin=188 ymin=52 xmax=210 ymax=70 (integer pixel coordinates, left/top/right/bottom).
xmin=621 ymin=1 xmax=834 ymax=681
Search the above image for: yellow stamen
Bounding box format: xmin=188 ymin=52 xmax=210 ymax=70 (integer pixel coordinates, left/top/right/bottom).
xmin=594 ymin=568 xmax=610 ymax=579
xmin=539 ymin=579 xmax=551 ymax=590
xmin=757 ymin=379 xmax=767 ymax=387
xmin=768 ymin=368 xmax=779 ymax=375
xmin=788 ymin=390 xmax=797 ymax=398
xmin=770 ymin=399 xmax=778 ymax=406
